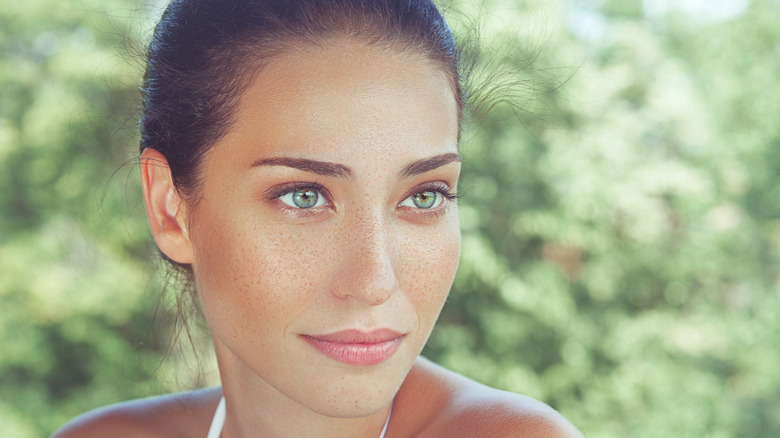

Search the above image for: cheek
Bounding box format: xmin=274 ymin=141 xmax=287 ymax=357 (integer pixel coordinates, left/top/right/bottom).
xmin=400 ymin=218 xmax=461 ymax=325
xmin=189 ymin=201 xmax=460 ymax=344
xmin=189 ymin=211 xmax=336 ymax=342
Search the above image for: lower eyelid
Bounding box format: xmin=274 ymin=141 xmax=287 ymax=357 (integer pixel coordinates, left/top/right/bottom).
xmin=398 ymin=198 xmax=450 ymax=217
xmin=275 ymin=202 xmax=332 ymax=220
xmin=405 ymin=205 xmax=449 ymax=221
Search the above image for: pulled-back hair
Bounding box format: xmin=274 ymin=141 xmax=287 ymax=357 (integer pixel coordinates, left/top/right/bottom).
xmin=141 ymin=0 xmax=463 ymax=202
xmin=141 ymin=0 xmax=466 ymax=332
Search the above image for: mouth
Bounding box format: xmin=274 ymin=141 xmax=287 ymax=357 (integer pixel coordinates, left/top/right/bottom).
xmin=301 ymin=329 xmax=404 ymax=366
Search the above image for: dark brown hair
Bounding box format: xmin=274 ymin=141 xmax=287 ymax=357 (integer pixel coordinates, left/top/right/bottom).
xmin=141 ymin=0 xmax=463 ymax=201
xmin=141 ymin=0 xmax=467 ymax=339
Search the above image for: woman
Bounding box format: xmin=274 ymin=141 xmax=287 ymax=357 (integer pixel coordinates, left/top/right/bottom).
xmin=55 ymin=0 xmax=582 ymax=436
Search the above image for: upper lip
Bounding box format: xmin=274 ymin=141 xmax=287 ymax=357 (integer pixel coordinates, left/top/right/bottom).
xmin=303 ymin=328 xmax=404 ymax=344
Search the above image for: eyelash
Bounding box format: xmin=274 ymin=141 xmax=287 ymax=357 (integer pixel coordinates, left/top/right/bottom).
xmin=265 ymin=181 xmax=328 ymax=199
xmin=418 ymin=182 xmax=459 ymax=202
xmin=264 ymin=181 xmax=458 ymax=218
xmin=398 ymin=182 xmax=459 ymax=220
xmin=400 ymin=182 xmax=459 ymax=206
xmin=264 ymin=182 xmax=332 ymax=216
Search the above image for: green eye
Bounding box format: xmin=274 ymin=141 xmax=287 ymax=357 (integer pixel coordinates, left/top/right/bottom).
xmin=279 ymin=188 xmax=326 ymax=209
xmin=400 ymin=191 xmax=442 ymax=209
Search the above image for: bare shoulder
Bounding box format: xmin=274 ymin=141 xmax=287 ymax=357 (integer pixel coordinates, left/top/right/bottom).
xmin=398 ymin=358 xmax=583 ymax=438
xmin=51 ymin=387 xmax=222 ymax=438
xmin=446 ymin=386 xmax=584 ymax=437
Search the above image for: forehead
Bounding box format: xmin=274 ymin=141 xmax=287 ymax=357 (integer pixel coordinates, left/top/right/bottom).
xmin=251 ymin=38 xmax=456 ymax=107
xmin=217 ymin=39 xmax=460 ymax=166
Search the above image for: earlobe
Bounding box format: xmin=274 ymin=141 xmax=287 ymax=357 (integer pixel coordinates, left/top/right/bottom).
xmin=140 ymin=148 xmax=194 ymax=265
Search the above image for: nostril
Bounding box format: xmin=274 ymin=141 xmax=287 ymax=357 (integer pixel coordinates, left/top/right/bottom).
xmin=330 ymin=245 xmax=398 ymax=306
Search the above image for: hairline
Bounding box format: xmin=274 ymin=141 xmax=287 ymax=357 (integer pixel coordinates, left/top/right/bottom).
xmin=179 ymin=34 xmax=462 ymax=208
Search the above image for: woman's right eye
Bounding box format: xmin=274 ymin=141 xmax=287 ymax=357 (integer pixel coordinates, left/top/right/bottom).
xmin=278 ymin=187 xmax=328 ymax=209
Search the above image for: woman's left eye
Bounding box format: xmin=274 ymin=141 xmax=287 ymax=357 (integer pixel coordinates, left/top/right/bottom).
xmin=399 ymin=190 xmax=444 ymax=209
xmin=278 ymin=188 xmax=328 ymax=209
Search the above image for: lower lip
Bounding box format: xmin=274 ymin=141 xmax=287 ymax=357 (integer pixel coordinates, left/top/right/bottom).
xmin=302 ymin=335 xmax=403 ymax=366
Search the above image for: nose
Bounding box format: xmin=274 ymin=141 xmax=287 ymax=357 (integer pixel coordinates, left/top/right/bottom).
xmin=330 ymin=212 xmax=399 ymax=306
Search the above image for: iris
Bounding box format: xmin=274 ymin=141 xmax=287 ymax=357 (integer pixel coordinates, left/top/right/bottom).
xmin=411 ymin=191 xmax=438 ymax=209
xmin=291 ymin=189 xmax=320 ymax=208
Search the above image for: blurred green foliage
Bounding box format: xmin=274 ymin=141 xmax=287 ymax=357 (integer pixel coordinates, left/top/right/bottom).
xmin=1 ymin=0 xmax=779 ymax=436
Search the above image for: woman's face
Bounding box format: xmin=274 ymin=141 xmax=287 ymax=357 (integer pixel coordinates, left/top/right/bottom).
xmin=186 ymin=40 xmax=461 ymax=416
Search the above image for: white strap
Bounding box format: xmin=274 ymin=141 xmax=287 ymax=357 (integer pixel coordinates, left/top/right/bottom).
xmin=205 ymin=396 xmax=391 ymax=438
xmin=206 ymin=396 xmax=226 ymax=438
xmin=378 ymin=403 xmax=392 ymax=438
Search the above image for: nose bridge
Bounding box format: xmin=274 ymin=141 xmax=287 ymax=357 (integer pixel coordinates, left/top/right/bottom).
xmin=332 ymin=205 xmax=398 ymax=306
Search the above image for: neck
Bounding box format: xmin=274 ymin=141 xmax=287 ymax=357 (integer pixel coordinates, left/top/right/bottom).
xmin=213 ymin=339 xmax=393 ymax=438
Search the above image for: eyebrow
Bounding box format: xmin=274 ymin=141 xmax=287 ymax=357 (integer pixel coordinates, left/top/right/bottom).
xmin=251 ymin=152 xmax=462 ymax=179
xmin=251 ymin=157 xmax=353 ymax=178
xmin=399 ymin=153 xmax=463 ymax=178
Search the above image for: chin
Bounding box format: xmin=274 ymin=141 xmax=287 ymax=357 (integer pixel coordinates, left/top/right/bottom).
xmin=295 ymin=361 xmax=410 ymax=418
xmin=304 ymin=384 xmax=398 ymax=418
xmin=317 ymin=402 xmax=389 ymax=419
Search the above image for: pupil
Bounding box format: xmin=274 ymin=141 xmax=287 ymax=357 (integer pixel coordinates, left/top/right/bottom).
xmin=414 ymin=192 xmax=436 ymax=209
xmin=293 ymin=189 xmax=318 ymax=208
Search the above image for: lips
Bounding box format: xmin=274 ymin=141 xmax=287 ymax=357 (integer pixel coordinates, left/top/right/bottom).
xmin=301 ymin=329 xmax=404 ymax=366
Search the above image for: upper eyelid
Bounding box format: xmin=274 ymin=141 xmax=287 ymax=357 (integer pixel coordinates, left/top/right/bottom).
xmin=264 ymin=182 xmax=330 ymax=201
xmin=400 ymin=181 xmax=458 ymax=202
xmin=262 ymin=181 xmax=457 ymax=208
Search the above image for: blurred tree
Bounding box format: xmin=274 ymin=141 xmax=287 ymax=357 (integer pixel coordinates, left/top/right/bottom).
xmin=1 ymin=0 xmax=779 ymax=437
xmin=0 ymin=1 xmax=172 ymax=435
xmin=425 ymin=1 xmax=780 ymax=437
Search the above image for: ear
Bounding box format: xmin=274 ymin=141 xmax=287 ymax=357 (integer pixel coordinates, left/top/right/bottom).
xmin=140 ymin=148 xmax=194 ymax=264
